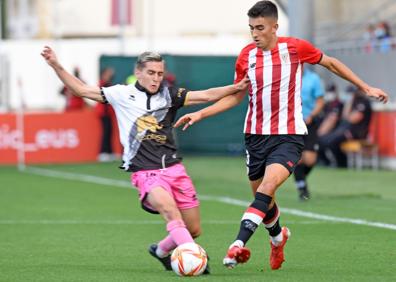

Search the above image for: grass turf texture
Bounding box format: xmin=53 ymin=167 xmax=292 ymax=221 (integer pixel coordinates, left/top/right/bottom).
xmin=1 ymin=157 xmax=395 ymax=281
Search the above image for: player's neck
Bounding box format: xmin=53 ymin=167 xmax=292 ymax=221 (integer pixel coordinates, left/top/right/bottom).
xmin=261 ymin=36 xmax=278 ymax=51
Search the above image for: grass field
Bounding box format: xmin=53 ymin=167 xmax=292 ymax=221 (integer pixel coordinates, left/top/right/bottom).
xmin=1 ymin=157 xmax=395 ymax=281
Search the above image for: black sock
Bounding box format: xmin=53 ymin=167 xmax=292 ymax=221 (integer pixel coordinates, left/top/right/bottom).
xmin=304 ymin=165 xmax=313 ymax=177
xmin=266 ymin=219 xmax=282 ymax=237
xmin=294 ymin=164 xmax=307 ymax=190
xmin=235 ymin=192 xmax=272 ymax=245
xmin=263 ymin=204 xmax=282 ymax=236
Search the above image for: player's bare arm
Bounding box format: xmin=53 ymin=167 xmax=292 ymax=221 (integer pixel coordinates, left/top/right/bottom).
xmin=184 ymin=75 xmax=249 ymax=106
xmin=41 ymin=46 xmax=103 ymax=103
xmin=174 ymin=89 xmax=247 ymax=131
xmin=319 ymin=54 xmax=389 ymax=103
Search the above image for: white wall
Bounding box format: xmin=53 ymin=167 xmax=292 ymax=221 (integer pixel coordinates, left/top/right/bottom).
xmin=34 ymin=0 xmax=288 ymax=38
xmin=0 ymin=35 xmax=254 ymax=111
xmin=1 ymin=0 xmax=289 ymax=111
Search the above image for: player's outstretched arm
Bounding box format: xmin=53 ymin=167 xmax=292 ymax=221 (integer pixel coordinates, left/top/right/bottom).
xmin=174 ymin=90 xmax=247 ymax=131
xmin=184 ymin=75 xmax=249 ymax=106
xmin=319 ymin=54 xmax=389 ymax=103
xmin=41 ymin=46 xmax=104 ymax=103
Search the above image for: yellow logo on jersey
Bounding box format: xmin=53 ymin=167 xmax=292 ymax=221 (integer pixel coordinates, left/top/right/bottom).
xmin=137 ymin=115 xmax=163 ymax=133
xmin=177 ymin=88 xmax=185 ymax=98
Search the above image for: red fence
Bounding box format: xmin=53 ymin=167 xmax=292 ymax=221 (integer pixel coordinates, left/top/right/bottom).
xmin=370 ymin=111 xmax=396 ymax=157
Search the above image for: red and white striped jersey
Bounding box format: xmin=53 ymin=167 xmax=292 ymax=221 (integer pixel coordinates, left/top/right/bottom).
xmin=234 ymin=37 xmax=323 ymax=135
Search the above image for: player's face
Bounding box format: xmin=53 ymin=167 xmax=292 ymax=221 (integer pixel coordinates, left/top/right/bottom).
xmin=249 ymin=16 xmax=278 ymax=50
xmin=136 ymin=61 xmax=165 ymax=94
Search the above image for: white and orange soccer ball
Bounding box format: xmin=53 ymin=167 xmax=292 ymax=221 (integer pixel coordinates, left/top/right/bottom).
xmin=170 ymin=242 xmax=208 ymax=276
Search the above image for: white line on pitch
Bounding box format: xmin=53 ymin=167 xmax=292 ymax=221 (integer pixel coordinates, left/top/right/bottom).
xmin=23 ymin=167 xmax=396 ymax=231
xmin=0 ymin=219 xmax=322 ymax=225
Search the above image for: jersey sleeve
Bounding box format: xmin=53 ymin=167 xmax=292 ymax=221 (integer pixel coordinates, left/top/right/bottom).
xmin=169 ymin=86 xmax=189 ymax=109
xmin=101 ymin=84 xmax=126 ymax=106
xmin=234 ymin=51 xmax=248 ymax=83
xmin=296 ymin=38 xmax=323 ymax=64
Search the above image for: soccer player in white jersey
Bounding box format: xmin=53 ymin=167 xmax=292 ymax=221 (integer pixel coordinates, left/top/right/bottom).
xmin=41 ymin=47 xmax=249 ymax=273
xmin=175 ymin=0 xmax=388 ymax=271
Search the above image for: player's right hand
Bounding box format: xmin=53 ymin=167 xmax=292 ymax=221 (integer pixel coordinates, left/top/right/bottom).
xmin=365 ymin=86 xmax=389 ymax=103
xmin=235 ymin=74 xmax=250 ymax=91
xmin=174 ymin=112 xmax=203 ymax=131
xmin=41 ymin=46 xmax=59 ymax=68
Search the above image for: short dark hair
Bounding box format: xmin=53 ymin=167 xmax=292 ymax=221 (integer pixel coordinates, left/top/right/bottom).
xmin=248 ymin=1 xmax=278 ymax=19
xmin=135 ymin=51 xmax=163 ymax=70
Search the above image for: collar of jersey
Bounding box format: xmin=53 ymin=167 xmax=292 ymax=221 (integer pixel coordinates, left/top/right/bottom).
xmin=135 ymin=81 xmax=163 ymax=95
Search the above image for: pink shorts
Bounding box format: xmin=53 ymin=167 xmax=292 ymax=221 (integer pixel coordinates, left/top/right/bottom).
xmin=131 ymin=163 xmax=199 ymax=214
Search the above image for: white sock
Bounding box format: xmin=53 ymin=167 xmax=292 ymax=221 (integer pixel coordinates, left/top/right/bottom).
xmin=271 ymin=232 xmax=283 ymax=246
xmin=155 ymin=246 xmax=169 ymax=258
xmin=229 ymin=240 xmax=244 ymax=249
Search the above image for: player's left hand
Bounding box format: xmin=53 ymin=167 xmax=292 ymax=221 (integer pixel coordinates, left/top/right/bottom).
xmin=174 ymin=111 xmax=203 ymax=131
xmin=365 ymin=87 xmax=389 ymax=103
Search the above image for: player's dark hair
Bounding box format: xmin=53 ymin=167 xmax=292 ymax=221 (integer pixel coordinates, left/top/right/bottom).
xmin=135 ymin=52 xmax=163 ymax=70
xmin=248 ymin=1 xmax=278 ymax=19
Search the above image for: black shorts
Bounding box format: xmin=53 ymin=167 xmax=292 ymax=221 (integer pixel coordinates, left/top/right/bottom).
xmin=304 ymin=121 xmax=320 ymax=152
xmin=245 ymin=134 xmax=304 ymax=181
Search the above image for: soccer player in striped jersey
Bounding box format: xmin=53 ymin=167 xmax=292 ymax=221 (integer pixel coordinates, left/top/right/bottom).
xmin=41 ymin=47 xmax=249 ymax=273
xmin=175 ymin=0 xmax=388 ymax=271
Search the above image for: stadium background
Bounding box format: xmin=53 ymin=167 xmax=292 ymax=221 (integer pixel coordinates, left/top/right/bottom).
xmin=1 ymin=0 xmax=396 ymax=167
xmin=1 ymin=1 xmax=396 ymax=281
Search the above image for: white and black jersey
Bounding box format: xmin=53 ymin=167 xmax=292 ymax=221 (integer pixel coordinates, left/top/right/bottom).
xmin=101 ymin=82 xmax=188 ymax=172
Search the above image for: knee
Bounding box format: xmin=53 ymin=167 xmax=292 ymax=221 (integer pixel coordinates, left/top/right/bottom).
xmin=258 ymin=181 xmax=277 ymax=195
xmin=189 ymin=227 xmax=201 ymax=238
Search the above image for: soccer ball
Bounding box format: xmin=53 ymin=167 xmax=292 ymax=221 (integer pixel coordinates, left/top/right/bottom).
xmin=170 ymin=242 xmax=208 ymax=276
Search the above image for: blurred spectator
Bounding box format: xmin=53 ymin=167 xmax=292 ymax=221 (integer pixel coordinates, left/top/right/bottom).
xmin=363 ymin=23 xmax=376 ymax=53
xmin=59 ymin=67 xmax=87 ymax=111
xmin=164 ymin=71 xmax=176 ymax=88
xmin=96 ymin=67 xmax=116 ymax=162
xmin=318 ymin=85 xmax=372 ymax=167
xmin=317 ymin=84 xmax=344 ymax=166
xmin=317 ymin=84 xmax=344 ymax=137
xmin=375 ymin=21 xmax=392 ymax=52
xmin=293 ymin=68 xmax=325 ymax=200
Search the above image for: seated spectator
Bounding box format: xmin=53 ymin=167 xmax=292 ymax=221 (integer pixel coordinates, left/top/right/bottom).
xmin=317 ymin=84 xmax=344 ymax=166
xmin=317 ymin=84 xmax=344 ymax=137
xmin=318 ymin=85 xmax=372 ymax=167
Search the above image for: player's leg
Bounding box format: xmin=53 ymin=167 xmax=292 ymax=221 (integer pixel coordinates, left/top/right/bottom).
xmin=223 ymin=163 xmax=289 ymax=268
xmin=294 ymin=149 xmax=317 ymax=200
xmin=258 ymin=164 xmax=291 ymax=270
xmin=294 ymin=122 xmax=319 ymax=200
xmin=147 ymin=186 xmax=194 ymax=245
xmin=180 ymin=206 xmax=210 ymax=274
xmin=180 ymin=206 xmax=201 ymax=238
xmin=223 ymin=135 xmax=268 ymax=268
xmin=146 ymin=187 xmax=195 ymax=270
xmin=131 ymin=170 xmax=194 ymax=271
xmin=170 ymin=163 xmax=211 ymax=274
xmin=259 ymin=136 xmax=303 ymax=270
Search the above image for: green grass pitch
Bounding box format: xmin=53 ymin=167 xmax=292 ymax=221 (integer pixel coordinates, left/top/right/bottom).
xmin=1 ymin=157 xmax=395 ymax=281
